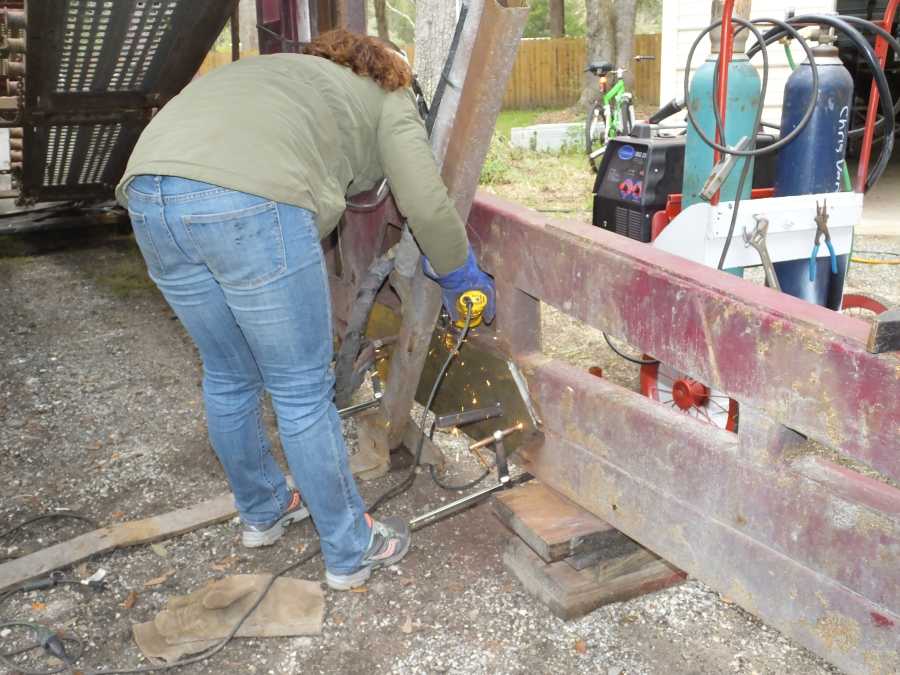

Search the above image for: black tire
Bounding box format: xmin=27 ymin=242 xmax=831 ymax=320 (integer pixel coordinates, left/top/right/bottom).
xmin=585 ymin=102 xmax=606 ymax=172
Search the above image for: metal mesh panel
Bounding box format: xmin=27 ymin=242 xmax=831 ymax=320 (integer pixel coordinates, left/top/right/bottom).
xmin=53 ymin=0 xmax=182 ymax=94
xmin=20 ymin=0 xmax=236 ymax=203
xmin=108 ymin=0 xmax=179 ymax=91
xmin=34 ymin=122 xmax=126 ymax=187
xmin=77 ymin=122 xmax=122 ymax=184
xmin=42 ymin=125 xmax=80 ymax=186
xmin=55 ymin=1 xmax=112 ymax=93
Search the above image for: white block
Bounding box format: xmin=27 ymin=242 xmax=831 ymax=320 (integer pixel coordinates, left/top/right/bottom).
xmin=509 ymin=123 xmax=583 ymax=153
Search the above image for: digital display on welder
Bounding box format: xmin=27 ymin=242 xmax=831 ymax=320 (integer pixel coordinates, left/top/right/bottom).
xmin=599 ymin=143 xmax=646 ymax=203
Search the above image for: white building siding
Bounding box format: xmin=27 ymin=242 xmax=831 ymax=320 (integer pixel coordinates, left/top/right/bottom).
xmin=659 ymin=1 xmax=837 ymax=125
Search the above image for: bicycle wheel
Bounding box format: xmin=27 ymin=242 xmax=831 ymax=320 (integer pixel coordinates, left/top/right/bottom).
xmin=585 ymin=102 xmax=607 ymax=172
xmin=841 ymin=293 xmax=889 ymax=320
xmin=640 ymin=362 xmax=739 ymax=432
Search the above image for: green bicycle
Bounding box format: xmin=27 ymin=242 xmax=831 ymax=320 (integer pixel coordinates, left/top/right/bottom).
xmin=584 ymin=56 xmax=654 ymax=172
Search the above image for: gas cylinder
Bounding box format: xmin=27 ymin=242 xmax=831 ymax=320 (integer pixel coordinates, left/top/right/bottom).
xmin=772 ymin=42 xmax=853 ymax=309
xmin=682 ymin=0 xmax=760 ymax=212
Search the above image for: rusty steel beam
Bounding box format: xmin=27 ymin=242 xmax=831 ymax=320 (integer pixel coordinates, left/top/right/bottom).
xmin=379 ymin=0 xmax=528 ymax=448
xmin=340 ymin=1 xmax=528 ymax=459
xmin=440 ymin=0 xmax=528 ymax=221
xmin=468 ymin=193 xmax=899 ymax=483
xmin=518 ymin=358 xmax=899 ymax=675
xmin=459 ymin=191 xmax=900 ymax=674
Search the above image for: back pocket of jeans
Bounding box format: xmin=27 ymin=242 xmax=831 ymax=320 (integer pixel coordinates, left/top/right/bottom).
xmin=183 ymin=201 xmax=286 ymax=289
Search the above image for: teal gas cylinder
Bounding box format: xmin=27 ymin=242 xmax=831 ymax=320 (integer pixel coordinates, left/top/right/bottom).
xmin=682 ymin=2 xmax=760 ymax=277
xmin=682 ymin=54 xmax=761 ymax=209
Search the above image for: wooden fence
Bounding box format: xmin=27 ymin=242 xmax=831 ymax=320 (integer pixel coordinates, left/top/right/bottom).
xmin=199 ymin=34 xmax=662 ymax=110
xmin=503 ymin=35 xmax=661 ymax=109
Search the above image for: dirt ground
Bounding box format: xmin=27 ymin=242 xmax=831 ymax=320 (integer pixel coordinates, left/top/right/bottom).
xmin=0 ymin=206 xmax=896 ymax=673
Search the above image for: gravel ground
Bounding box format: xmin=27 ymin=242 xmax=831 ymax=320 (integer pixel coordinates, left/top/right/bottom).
xmin=1 ymin=223 xmax=895 ymax=674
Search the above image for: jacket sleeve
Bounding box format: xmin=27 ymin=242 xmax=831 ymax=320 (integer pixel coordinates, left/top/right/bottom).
xmin=376 ymin=88 xmax=469 ymax=276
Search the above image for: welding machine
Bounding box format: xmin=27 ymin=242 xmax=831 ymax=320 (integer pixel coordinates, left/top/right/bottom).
xmin=592 ymin=125 xmax=776 ymax=242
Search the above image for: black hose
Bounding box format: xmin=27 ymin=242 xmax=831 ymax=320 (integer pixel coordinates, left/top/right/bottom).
xmin=748 ymin=14 xmax=896 ymax=189
xmin=602 ymin=332 xmax=659 ymax=366
xmin=683 ymin=18 xmax=807 ymax=159
xmin=749 ymin=18 xmax=900 ymax=141
xmin=840 ymin=15 xmax=900 ymax=140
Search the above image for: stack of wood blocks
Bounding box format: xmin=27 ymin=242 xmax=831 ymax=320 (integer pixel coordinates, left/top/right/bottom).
xmin=494 ymin=481 xmax=686 ymax=619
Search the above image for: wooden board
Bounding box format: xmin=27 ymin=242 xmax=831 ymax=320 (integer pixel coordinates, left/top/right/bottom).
xmin=503 ymin=537 xmax=686 ymax=620
xmin=0 ymin=493 xmax=237 ymax=593
xmin=493 ymin=481 xmax=619 ymax=563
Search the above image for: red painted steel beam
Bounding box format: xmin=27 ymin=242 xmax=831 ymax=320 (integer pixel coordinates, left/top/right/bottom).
xmin=517 ymin=356 xmax=899 ymax=675
xmin=467 ymin=192 xmax=899 ymax=483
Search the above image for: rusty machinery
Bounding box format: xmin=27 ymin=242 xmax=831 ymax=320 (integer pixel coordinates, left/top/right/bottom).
xmin=0 ymin=0 xmax=238 ymax=233
xmin=304 ymin=5 xmax=900 ymax=675
xmin=0 ymin=1 xmax=896 ymax=673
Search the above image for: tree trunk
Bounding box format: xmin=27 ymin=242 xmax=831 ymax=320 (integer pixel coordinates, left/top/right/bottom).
xmin=414 ymin=0 xmax=458 ymax=104
xmin=579 ymin=0 xmax=616 ymax=109
xmin=549 ymin=0 xmax=565 ymax=38
xmin=614 ymin=0 xmax=638 ymax=89
xmin=374 ymin=0 xmax=390 ymax=40
xmin=238 ymin=0 xmax=259 ymax=53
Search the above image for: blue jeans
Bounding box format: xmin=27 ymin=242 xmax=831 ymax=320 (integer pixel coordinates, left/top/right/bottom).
xmin=125 ymin=175 xmax=370 ymax=574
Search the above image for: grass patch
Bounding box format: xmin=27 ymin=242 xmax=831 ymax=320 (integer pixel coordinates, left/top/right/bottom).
xmin=86 ymin=243 xmax=156 ymax=298
xmin=494 ymin=109 xmax=546 ymax=142
xmin=481 ymin=108 xmax=596 ymax=219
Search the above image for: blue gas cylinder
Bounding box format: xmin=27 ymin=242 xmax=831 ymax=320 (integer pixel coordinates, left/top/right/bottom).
xmin=773 ymin=44 xmax=853 ymax=309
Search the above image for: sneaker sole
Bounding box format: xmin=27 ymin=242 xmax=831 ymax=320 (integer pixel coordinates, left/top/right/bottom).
xmin=324 ymin=533 xmax=411 ymax=591
xmin=241 ymin=507 xmax=310 ymax=548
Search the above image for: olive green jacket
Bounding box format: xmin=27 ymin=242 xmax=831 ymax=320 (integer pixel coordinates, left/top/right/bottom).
xmin=116 ymin=53 xmax=468 ymax=275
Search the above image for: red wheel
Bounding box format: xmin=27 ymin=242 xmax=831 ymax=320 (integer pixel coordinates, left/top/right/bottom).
xmin=841 ymin=293 xmax=888 ymax=320
xmin=640 ymin=362 xmax=739 ymax=432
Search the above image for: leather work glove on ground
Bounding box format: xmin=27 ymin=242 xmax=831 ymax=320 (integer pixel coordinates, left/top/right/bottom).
xmin=424 ymin=248 xmax=496 ymax=325
xmin=133 ymin=574 xmax=324 ymax=663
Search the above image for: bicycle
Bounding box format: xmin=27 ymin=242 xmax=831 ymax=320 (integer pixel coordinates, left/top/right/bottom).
xmin=584 ymin=55 xmax=655 ymax=172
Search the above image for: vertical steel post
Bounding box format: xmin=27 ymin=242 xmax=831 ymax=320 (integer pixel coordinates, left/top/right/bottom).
xmin=855 ymin=0 xmax=898 ymax=192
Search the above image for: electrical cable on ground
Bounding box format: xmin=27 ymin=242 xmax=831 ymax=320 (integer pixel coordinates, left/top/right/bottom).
xmin=0 ymin=512 xmax=99 ymax=542
xmin=0 ymin=306 xmax=480 ymax=674
xmin=850 ymin=255 xmax=900 ymax=264
xmin=601 ymin=332 xmax=659 ymax=366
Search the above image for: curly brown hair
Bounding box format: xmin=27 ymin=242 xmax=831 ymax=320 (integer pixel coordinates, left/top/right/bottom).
xmin=303 ymin=29 xmax=412 ymax=92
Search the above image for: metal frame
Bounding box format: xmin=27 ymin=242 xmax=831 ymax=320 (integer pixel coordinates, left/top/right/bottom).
xmin=15 ymin=0 xmax=238 ymax=204
xmin=461 ymin=193 xmax=899 ymax=675
xmin=315 ymin=3 xmax=897 ymax=670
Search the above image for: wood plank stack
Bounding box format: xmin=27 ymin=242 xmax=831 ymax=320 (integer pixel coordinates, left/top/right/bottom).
xmin=494 ymin=481 xmax=685 ymax=619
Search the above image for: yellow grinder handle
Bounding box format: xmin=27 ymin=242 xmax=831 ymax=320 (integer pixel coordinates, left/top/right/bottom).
xmin=455 ymin=290 xmax=488 ymax=329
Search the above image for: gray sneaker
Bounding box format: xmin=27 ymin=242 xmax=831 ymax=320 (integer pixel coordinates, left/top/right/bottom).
xmin=241 ymin=490 xmax=310 ymax=548
xmin=325 ymin=514 xmax=411 ymax=590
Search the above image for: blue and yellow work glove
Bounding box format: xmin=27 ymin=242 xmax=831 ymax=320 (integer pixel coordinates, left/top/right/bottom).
xmin=423 ymin=248 xmax=496 ymax=328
